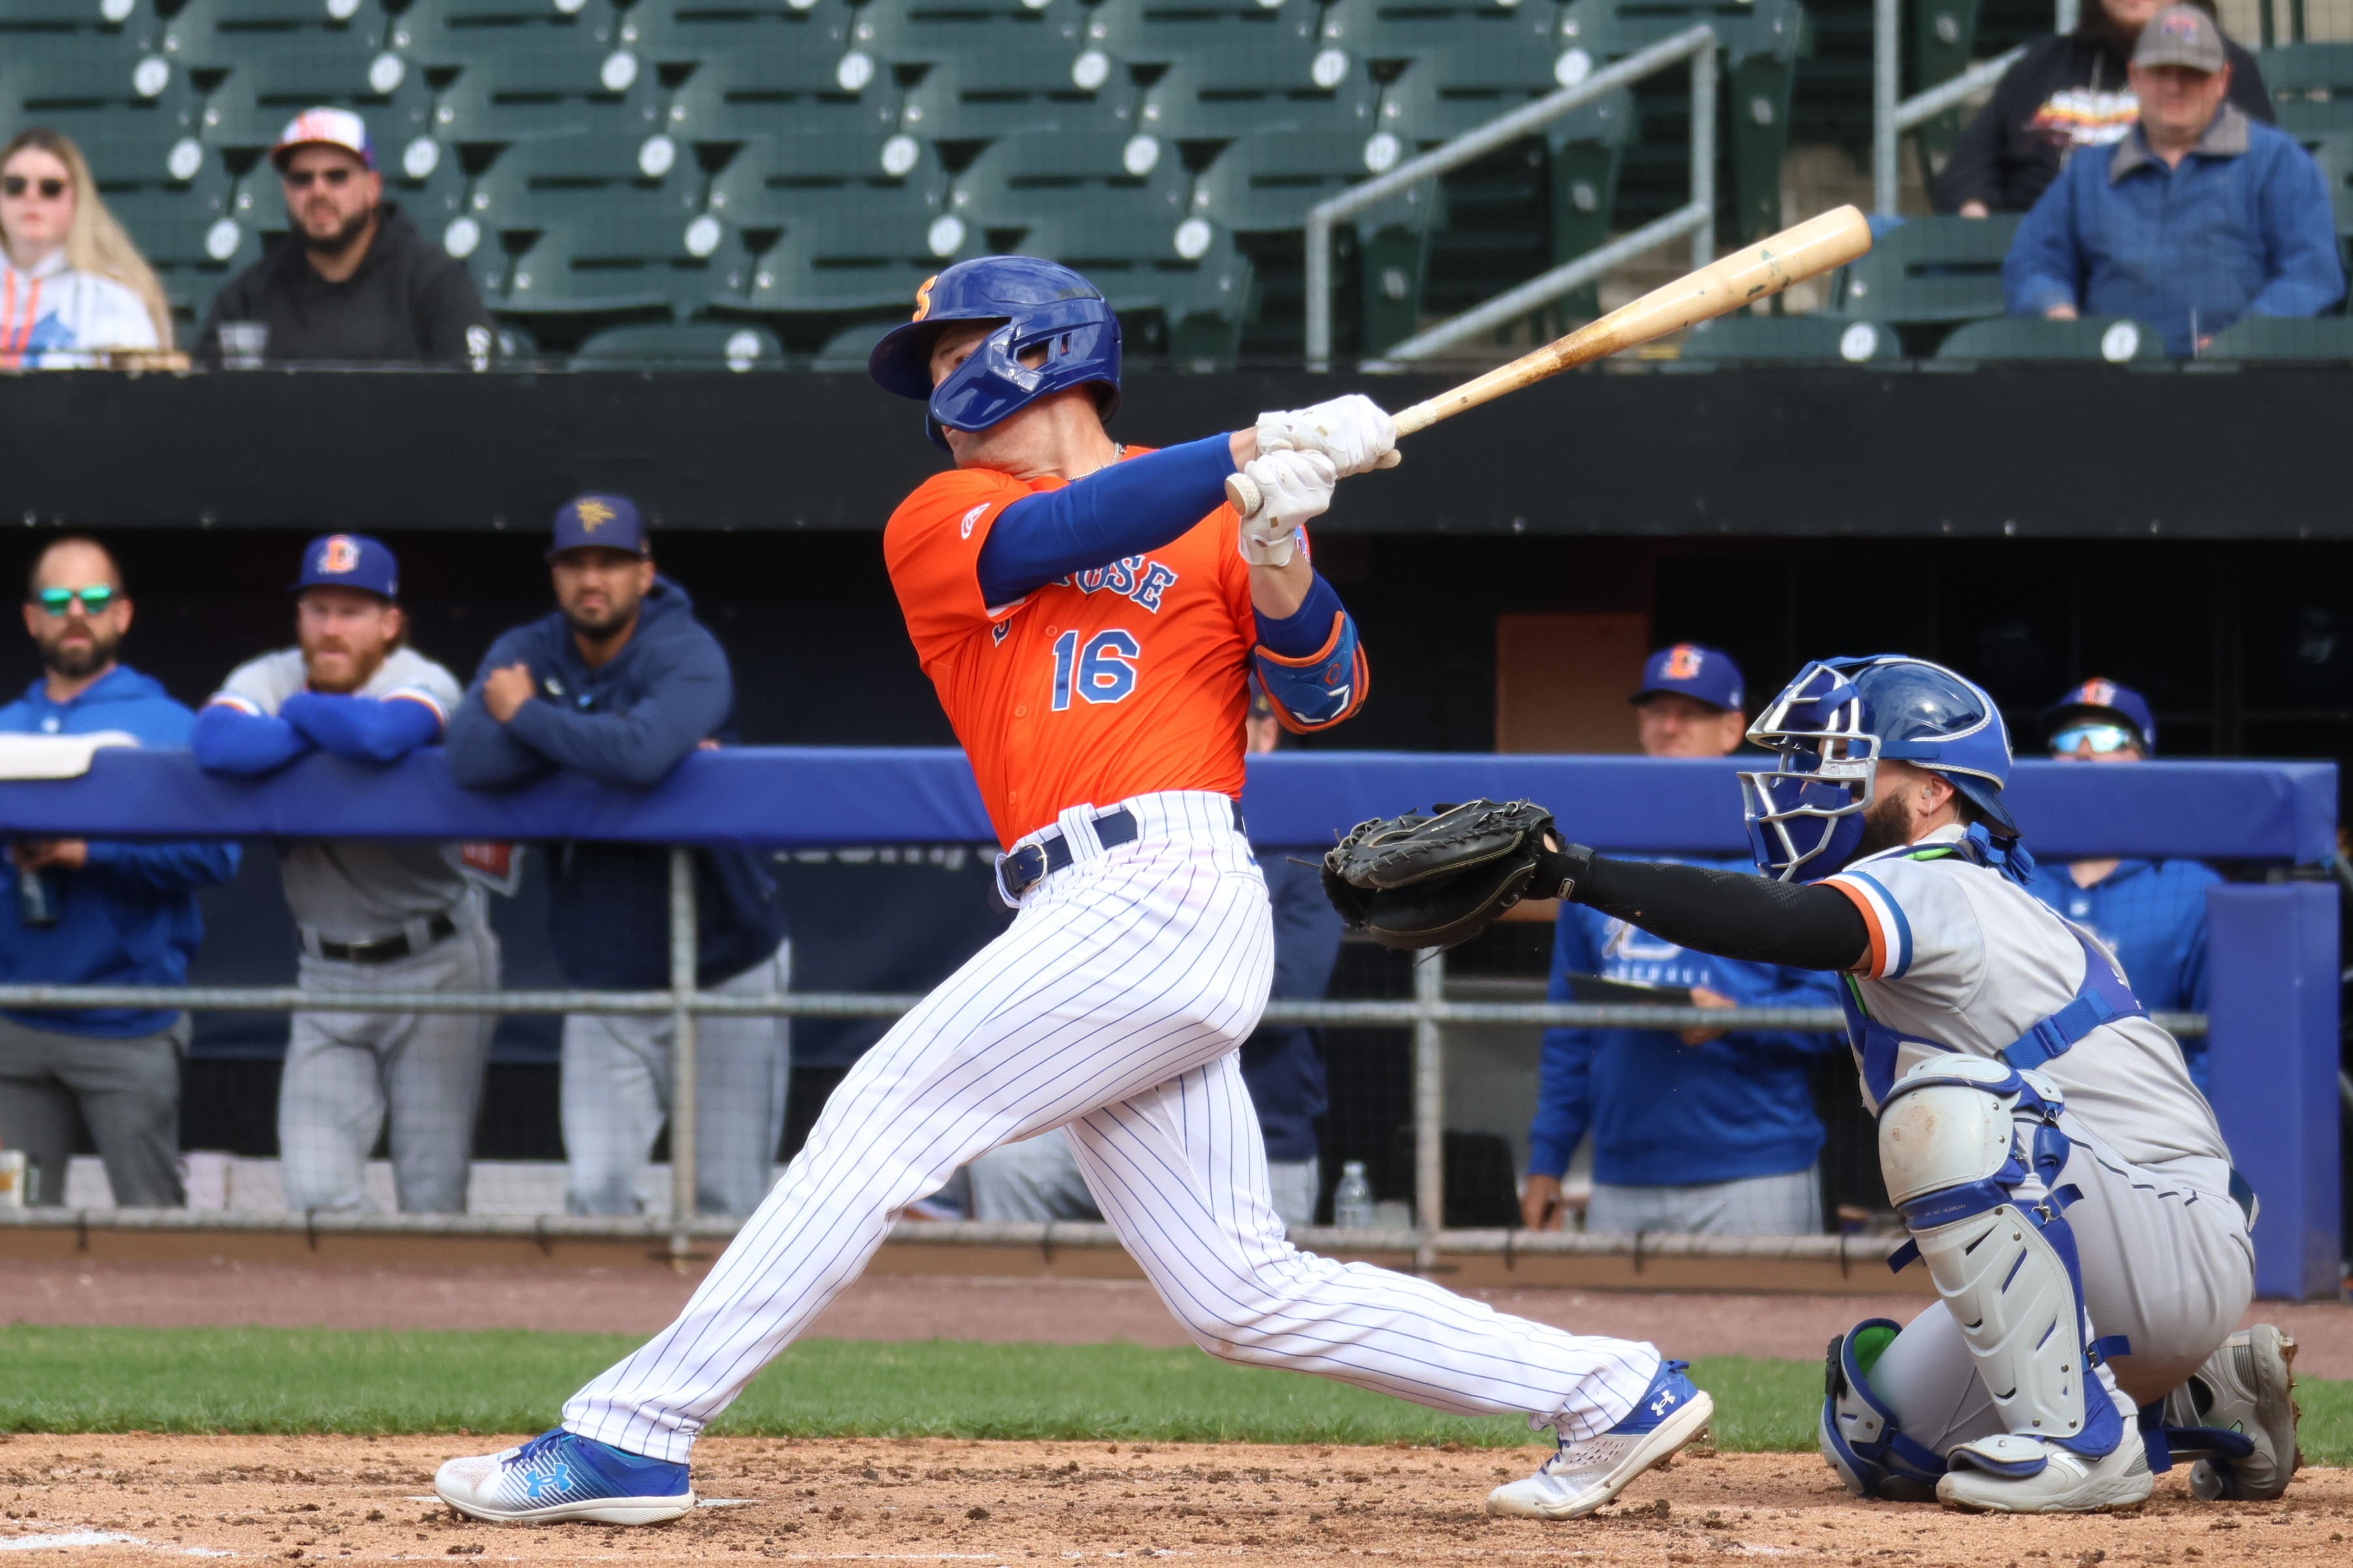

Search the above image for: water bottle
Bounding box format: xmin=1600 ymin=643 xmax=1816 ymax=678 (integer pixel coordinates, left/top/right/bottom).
xmin=17 ymin=867 xmax=57 ymax=928
xmin=1333 ymin=1161 xmax=1375 ymax=1229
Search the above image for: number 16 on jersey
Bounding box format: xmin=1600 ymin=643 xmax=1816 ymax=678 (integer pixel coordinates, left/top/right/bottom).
xmin=1050 ymin=629 xmax=1141 ymax=710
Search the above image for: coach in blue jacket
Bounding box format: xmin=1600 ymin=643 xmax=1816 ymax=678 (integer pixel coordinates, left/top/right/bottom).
xmin=0 ymin=537 xmax=239 ymax=1207
xmin=1521 ymin=645 xmax=1843 ymax=1237
xmin=447 ymin=495 xmax=789 ymax=1219
xmin=2004 ymin=3 xmax=2343 ymax=357
xmin=2029 ymin=678 xmax=2220 ymax=1092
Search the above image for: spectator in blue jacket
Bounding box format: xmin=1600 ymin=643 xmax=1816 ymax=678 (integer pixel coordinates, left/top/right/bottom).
xmin=2004 ymin=3 xmax=2344 ymax=357
xmin=2030 ymin=678 xmax=2220 ymax=1091
xmin=446 ymin=495 xmax=790 ymax=1219
xmin=1522 ymin=644 xmax=1843 ymax=1236
xmin=0 ymin=537 xmax=239 ymax=1207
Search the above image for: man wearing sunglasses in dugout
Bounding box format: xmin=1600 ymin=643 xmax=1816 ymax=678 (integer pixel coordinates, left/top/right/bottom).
xmin=2027 ymin=679 xmax=2223 ymax=1091
xmin=193 ymin=107 xmax=490 ymax=367
xmin=0 ymin=538 xmax=239 ymax=1209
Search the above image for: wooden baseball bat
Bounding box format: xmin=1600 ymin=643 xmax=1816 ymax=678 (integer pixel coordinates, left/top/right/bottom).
xmin=1226 ymin=204 xmax=1873 ymax=516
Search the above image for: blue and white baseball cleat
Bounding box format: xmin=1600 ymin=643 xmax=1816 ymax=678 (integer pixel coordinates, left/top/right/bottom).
xmin=1486 ymin=1358 xmax=1715 ymax=1521
xmin=435 ymin=1429 xmax=694 ymax=1525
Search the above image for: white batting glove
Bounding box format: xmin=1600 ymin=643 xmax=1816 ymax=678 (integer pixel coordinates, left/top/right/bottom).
xmin=1255 ymin=394 xmax=1399 ymax=478
xmin=1236 ymin=450 xmax=1335 ymax=567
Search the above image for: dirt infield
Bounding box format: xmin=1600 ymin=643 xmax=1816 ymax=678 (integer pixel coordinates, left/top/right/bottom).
xmin=0 ymin=1435 xmax=2343 ymax=1564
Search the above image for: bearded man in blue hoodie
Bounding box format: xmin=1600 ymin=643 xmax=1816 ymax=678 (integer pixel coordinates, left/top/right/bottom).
xmin=447 ymin=496 xmax=789 ymax=1220
xmin=0 ymin=537 xmax=240 ymax=1208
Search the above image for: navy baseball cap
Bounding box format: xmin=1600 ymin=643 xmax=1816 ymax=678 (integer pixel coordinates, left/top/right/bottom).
xmin=1631 ymin=643 xmax=1745 ymax=712
xmin=549 ymin=493 xmax=649 ymax=560
xmin=2043 ymin=677 xmax=2156 ymax=754
xmin=291 ymin=532 xmax=398 ymax=600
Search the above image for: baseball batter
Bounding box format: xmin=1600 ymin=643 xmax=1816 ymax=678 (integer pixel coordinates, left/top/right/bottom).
xmin=193 ymin=534 xmax=498 ymax=1213
xmin=436 ymin=256 xmax=1714 ymax=1526
xmin=1437 ymin=655 xmax=2293 ymax=1512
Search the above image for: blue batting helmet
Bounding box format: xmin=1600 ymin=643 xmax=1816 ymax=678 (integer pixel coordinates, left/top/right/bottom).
xmin=1740 ymin=655 xmax=2019 ymax=882
xmin=868 ymin=256 xmax=1121 ymax=451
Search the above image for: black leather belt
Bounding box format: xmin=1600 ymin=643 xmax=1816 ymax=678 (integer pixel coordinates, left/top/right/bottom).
xmin=999 ymin=800 xmax=1247 ymax=903
xmin=315 ymin=912 xmax=458 ymax=966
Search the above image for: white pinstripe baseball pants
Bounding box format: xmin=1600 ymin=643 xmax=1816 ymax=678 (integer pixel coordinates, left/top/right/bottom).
xmin=564 ymin=792 xmax=1662 ymax=1462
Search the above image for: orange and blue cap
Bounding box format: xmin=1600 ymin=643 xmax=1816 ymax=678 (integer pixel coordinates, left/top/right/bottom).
xmin=1632 ymin=643 xmax=1745 ymax=712
xmin=271 ymin=107 xmax=375 ymax=171
xmin=292 ymin=532 xmax=398 ymax=600
xmin=2043 ymin=678 xmax=2156 ymax=754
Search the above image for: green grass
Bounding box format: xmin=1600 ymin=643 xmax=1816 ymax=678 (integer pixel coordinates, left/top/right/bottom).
xmin=0 ymin=1327 xmax=2342 ymax=1461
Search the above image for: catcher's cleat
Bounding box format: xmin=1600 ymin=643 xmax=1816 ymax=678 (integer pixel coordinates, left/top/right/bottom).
xmin=1935 ymin=1431 xmax=2153 ymax=1514
xmin=435 ymin=1429 xmax=694 ymax=1525
xmin=2181 ymin=1326 xmax=2302 ymax=1501
xmin=1486 ymin=1358 xmax=1715 ymax=1521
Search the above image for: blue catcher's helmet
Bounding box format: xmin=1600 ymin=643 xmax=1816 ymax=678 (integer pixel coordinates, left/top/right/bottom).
xmin=867 ymin=256 xmax=1121 ymax=451
xmin=1741 ymin=655 xmax=2020 ymax=882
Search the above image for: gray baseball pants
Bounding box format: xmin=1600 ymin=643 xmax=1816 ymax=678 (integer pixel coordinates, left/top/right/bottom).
xmin=279 ymin=920 xmax=500 ymax=1213
xmin=0 ymin=1012 xmax=185 ymax=1207
xmin=562 ymin=945 xmax=791 ymax=1220
xmin=1584 ymin=1165 xmax=1823 ymax=1237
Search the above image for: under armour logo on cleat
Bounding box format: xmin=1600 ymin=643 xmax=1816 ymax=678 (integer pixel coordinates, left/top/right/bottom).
xmin=521 ymin=1463 xmax=572 ymax=1500
xmin=1649 ymin=1389 xmax=1680 ymax=1416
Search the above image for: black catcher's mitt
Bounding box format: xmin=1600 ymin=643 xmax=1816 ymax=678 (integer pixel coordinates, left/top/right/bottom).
xmin=1320 ymin=799 xmax=1577 ymax=950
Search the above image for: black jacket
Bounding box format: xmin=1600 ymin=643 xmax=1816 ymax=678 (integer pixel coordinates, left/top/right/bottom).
xmin=1931 ymin=18 xmax=2274 ymax=215
xmin=194 ymin=202 xmax=491 ymax=365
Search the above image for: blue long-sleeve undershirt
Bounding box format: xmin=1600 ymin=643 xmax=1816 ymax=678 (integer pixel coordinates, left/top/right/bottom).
xmin=193 ymin=703 xmax=312 ymax=777
xmin=977 ymin=434 xmax=1238 ymax=606
xmin=283 ymin=691 xmax=442 ymax=763
xmin=1253 ymin=573 xmax=1345 ymax=656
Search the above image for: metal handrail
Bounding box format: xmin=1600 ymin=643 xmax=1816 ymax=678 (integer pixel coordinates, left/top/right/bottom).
xmin=1305 ymin=23 xmax=1719 ymax=371
xmin=1873 ymin=1 xmax=2067 ymax=215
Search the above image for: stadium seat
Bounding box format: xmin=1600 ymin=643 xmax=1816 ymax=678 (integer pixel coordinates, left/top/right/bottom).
xmin=733 ymin=204 xmax=977 ymax=322
xmin=1904 ymin=0 xmax=1983 ymax=173
xmin=619 ymin=0 xmax=855 ymax=72
xmin=390 ymin=0 xmax=625 ymax=75
xmin=107 ymin=172 xmax=260 ymax=328
xmin=197 ymin=39 xmax=436 ymax=157
xmin=0 ymin=0 xmax=158 ymax=50
xmin=705 ymin=129 xmax=949 ymax=230
xmin=1933 ymin=314 xmax=2165 ymax=362
xmin=571 ymin=319 xmax=789 ymax=368
xmin=1 ymin=40 xmax=204 ymax=185
xmin=462 ymin=130 xmax=711 ymax=320
xmin=2261 ymin=41 xmax=2353 ymax=135
xmin=1830 ymin=213 xmax=2017 ymax=341
xmin=809 ymin=315 xmax=893 ymax=368
xmin=897 ymin=46 xmax=1142 ymax=146
xmin=1135 ymin=41 xmax=1384 ymax=142
xmin=159 ymin=0 xmax=390 ymax=72
xmin=1554 ymin=0 xmax=1811 ymax=242
xmin=2288 ymin=127 xmax=2353 ymax=267
xmin=1190 ymin=129 xmax=1432 ymax=351
xmin=2197 ymin=314 xmax=2353 ymax=362
xmin=660 ymin=40 xmax=902 ymax=148
xmin=1678 ymin=311 xmax=1899 ymax=362
xmin=429 ymin=34 xmax=669 ymax=149
xmin=1314 ymin=0 xmax=1558 ymax=65
xmin=848 ymin=0 xmax=1093 ymax=68
xmin=1080 ymin=0 xmax=1320 ymax=69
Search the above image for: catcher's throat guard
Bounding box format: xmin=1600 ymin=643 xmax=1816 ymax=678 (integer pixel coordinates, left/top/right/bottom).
xmin=1320 ymin=800 xmax=1575 ymax=950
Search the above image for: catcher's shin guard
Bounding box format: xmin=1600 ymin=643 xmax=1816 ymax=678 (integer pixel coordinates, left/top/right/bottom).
xmin=1819 ymin=1318 xmax=1944 ymax=1500
xmin=1877 ymin=1057 xmax=2128 ymax=1478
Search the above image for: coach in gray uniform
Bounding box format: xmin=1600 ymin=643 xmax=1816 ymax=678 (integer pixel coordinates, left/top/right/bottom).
xmin=192 ymin=534 xmax=498 ymax=1213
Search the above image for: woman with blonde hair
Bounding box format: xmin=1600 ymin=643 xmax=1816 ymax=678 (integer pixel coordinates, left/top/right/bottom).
xmin=1 ymin=127 xmax=174 ymax=366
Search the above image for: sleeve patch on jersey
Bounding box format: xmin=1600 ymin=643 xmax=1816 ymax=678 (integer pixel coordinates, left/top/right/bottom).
xmin=1827 ymin=870 xmax=1912 ymax=980
xmin=384 ymin=686 xmax=450 ymax=725
xmin=205 ymin=693 xmax=263 ymax=716
xmin=1253 ymin=611 xmax=1368 ymax=731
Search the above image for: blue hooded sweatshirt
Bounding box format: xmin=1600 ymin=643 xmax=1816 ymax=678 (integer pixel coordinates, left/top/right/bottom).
xmin=1529 ymin=855 xmax=1847 ymax=1189
xmin=445 ymin=576 xmax=787 ymax=989
xmin=0 ymin=665 xmax=240 ymax=1037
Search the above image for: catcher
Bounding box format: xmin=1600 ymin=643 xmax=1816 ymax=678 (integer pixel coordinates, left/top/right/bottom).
xmin=1327 ymin=654 xmax=2296 ymax=1515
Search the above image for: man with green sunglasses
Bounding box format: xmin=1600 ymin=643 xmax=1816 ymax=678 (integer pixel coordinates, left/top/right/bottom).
xmin=2029 ymin=678 xmax=2222 ymax=1090
xmin=0 ymin=536 xmax=240 ymax=1208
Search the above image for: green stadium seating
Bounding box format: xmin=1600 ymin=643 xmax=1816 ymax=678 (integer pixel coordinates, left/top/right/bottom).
xmin=1314 ymin=0 xmax=1558 ymax=65
xmin=1934 ymin=314 xmax=2165 ymax=361
xmin=735 ymin=204 xmax=977 ymax=320
xmin=1678 ymin=310 xmax=1899 ymax=360
xmin=849 ymin=0 xmax=1093 ymax=67
xmin=572 ymin=319 xmax=790 ymax=367
xmin=897 ymin=46 xmax=1143 ymax=145
xmin=1190 ymin=128 xmax=1432 ymax=350
xmin=197 ymin=39 xmax=436 ymax=155
xmin=107 ymin=172 xmax=260 ymax=325
xmin=619 ymin=0 xmax=855 ymax=72
xmin=1832 ymin=213 xmax=2016 ymax=339
xmin=1080 ymin=0 xmax=1322 ymax=69
xmin=389 ymin=0 xmax=624 ymax=75
xmin=1554 ymin=0 xmax=1811 ymax=242
xmin=1016 ymin=207 xmax=1255 ymax=364
xmin=429 ymin=34 xmax=669 ymax=148
xmin=0 ymin=0 xmax=158 ymax=50
xmin=810 ymin=315 xmax=893 ymax=368
xmin=1904 ymin=0 xmax=1981 ymax=173
xmin=699 ymin=131 xmax=953 ymax=297
xmin=160 ymin=0 xmax=390 ymax=72
xmin=1 ymin=40 xmax=203 ymax=183
xmin=1134 ymin=40 xmax=1384 ymax=141
xmin=660 ymin=39 xmax=903 ymax=148
xmin=2197 ymin=314 xmax=2353 ymax=361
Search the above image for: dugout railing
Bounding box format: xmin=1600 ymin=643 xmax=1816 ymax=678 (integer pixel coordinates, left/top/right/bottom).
xmin=0 ymin=750 xmax=2335 ymax=1299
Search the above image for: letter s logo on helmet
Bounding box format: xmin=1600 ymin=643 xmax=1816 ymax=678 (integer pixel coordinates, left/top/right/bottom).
xmin=867 ymin=256 xmax=1122 ymax=452
xmin=318 ymin=535 xmax=362 ymax=574
xmin=1740 ymin=655 xmax=2018 ymax=882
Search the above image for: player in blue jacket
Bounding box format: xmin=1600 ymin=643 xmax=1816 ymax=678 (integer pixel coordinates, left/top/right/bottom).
xmin=1523 ymin=645 xmax=1842 ymax=1236
xmin=2028 ymin=680 xmax=2219 ymax=1090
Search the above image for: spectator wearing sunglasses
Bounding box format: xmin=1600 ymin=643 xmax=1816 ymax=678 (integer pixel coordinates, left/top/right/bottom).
xmin=1 ymin=128 xmax=174 ymax=368
xmin=2030 ymin=678 xmax=2222 ymax=1091
xmin=0 ymin=537 xmax=239 ymax=1208
xmin=193 ymin=109 xmax=490 ymax=367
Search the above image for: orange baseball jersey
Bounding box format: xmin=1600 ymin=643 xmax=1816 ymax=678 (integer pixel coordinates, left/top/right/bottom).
xmin=885 ymin=452 xmax=1267 ymax=848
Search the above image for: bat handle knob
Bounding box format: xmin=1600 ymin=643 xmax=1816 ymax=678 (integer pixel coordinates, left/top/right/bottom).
xmin=1224 ymin=470 xmax=1263 ymax=517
